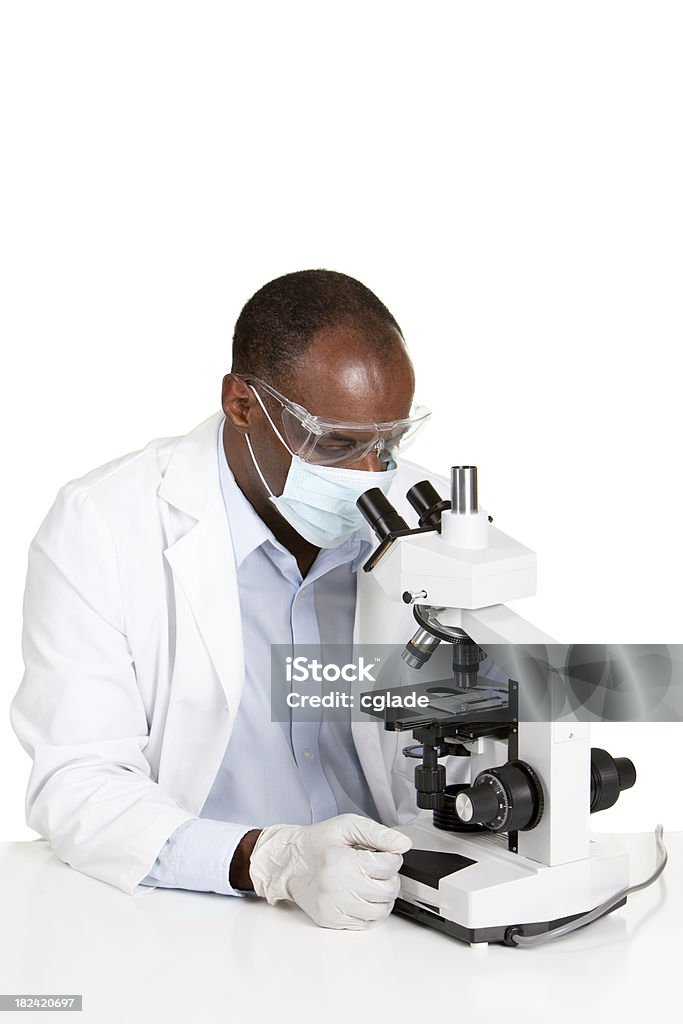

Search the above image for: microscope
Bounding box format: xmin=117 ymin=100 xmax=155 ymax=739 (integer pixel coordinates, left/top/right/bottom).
xmin=355 ymin=466 xmax=666 ymax=947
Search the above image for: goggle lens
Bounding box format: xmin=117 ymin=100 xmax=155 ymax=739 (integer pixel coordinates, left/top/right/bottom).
xmin=281 ymin=405 xmax=429 ymax=466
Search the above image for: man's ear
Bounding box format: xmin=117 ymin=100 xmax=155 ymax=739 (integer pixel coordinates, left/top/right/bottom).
xmin=221 ymin=373 xmax=256 ymax=434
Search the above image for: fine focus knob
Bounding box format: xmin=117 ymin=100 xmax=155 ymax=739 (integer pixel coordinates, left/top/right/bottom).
xmin=455 ymin=783 xmax=501 ymax=823
xmin=455 ymin=761 xmax=544 ymax=833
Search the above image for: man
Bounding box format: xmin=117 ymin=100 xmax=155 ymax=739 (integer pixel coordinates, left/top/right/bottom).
xmin=10 ymin=270 xmax=440 ymax=930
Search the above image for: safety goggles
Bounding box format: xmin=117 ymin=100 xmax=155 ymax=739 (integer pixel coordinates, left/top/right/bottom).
xmin=238 ymin=374 xmax=431 ymax=467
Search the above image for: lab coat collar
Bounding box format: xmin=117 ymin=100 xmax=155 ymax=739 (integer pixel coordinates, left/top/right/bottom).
xmin=156 ymin=409 xmax=226 ymax=519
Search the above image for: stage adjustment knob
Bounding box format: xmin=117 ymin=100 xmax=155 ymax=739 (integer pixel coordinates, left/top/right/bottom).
xmin=415 ymin=763 xmax=446 ymax=809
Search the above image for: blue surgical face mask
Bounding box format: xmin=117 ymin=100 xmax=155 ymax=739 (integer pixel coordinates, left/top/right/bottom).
xmin=244 ymin=388 xmax=398 ymax=548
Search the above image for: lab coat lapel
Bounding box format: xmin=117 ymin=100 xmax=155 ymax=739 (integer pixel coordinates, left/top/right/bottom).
xmin=163 ymin=499 xmax=245 ymax=716
xmin=158 ymin=411 xmax=245 ymax=718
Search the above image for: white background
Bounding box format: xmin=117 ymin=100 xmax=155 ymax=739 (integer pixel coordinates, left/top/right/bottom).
xmin=1 ymin=1 xmax=681 ymax=840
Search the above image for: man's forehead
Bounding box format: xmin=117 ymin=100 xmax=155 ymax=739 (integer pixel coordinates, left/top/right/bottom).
xmin=290 ymin=326 xmax=414 ymax=422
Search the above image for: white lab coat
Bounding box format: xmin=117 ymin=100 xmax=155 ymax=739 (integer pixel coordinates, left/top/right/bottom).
xmin=10 ymin=410 xmax=450 ymax=895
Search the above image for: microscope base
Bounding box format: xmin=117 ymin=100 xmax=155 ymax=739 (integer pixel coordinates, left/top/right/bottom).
xmin=394 ymin=816 xmax=632 ymax=946
xmin=393 ymin=894 xmax=627 ymax=946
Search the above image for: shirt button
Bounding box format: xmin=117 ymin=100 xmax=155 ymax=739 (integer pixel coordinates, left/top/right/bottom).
xmin=302 ymin=747 xmax=314 ymax=761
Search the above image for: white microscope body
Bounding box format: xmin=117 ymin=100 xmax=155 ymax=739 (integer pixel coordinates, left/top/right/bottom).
xmin=356 ymin=466 xmax=636 ymax=946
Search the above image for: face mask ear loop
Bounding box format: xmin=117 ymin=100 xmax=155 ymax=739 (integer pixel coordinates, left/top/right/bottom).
xmin=244 ymin=384 xmax=295 ymax=499
xmin=244 ymin=433 xmax=276 ymax=498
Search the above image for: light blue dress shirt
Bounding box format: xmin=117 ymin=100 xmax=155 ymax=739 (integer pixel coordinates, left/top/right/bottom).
xmin=139 ymin=416 xmax=378 ymax=895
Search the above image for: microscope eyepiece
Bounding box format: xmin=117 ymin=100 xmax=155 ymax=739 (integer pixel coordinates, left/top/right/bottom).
xmin=406 ymin=480 xmax=450 ymax=530
xmin=356 ymin=488 xmax=409 ymax=541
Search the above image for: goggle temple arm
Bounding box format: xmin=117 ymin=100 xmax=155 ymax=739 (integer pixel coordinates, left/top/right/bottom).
xmin=248 ymin=384 xmax=296 ymax=458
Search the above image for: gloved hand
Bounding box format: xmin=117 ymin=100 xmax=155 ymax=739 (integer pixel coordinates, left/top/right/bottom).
xmin=248 ymin=813 xmax=411 ymax=930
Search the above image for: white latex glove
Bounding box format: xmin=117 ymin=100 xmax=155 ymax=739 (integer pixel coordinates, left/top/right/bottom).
xmin=249 ymin=813 xmax=411 ymax=930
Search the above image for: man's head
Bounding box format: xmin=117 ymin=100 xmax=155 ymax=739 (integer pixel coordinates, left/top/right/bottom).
xmin=221 ymin=270 xmax=418 ymax=562
xmin=230 ymin=269 xmax=410 ymax=397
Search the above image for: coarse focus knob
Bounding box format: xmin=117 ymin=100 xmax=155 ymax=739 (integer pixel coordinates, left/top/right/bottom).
xmin=590 ymin=748 xmax=637 ymax=813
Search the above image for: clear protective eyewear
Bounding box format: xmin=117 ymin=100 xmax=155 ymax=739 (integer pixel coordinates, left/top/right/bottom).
xmin=238 ymin=374 xmax=431 ymax=467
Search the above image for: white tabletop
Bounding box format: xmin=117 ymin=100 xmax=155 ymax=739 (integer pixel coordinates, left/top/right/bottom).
xmin=0 ymin=832 xmax=679 ymax=1024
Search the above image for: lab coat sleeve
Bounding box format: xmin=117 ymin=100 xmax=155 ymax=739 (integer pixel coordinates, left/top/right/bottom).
xmin=10 ymin=482 xmax=197 ymax=895
xmin=138 ymin=818 xmax=254 ymax=896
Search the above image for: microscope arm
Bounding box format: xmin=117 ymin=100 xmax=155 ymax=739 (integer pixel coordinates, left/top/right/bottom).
xmin=460 ymin=604 xmax=557 ymax=647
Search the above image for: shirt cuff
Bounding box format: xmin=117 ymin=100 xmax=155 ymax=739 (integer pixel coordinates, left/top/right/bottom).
xmin=138 ymin=818 xmax=256 ymax=897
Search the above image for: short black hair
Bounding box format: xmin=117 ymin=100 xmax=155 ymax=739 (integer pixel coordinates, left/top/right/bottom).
xmin=231 ymin=269 xmax=403 ymax=386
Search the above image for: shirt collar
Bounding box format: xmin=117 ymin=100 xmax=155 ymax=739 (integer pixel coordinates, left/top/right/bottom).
xmin=217 ymin=416 xmax=374 ymax=573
